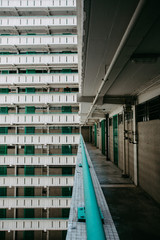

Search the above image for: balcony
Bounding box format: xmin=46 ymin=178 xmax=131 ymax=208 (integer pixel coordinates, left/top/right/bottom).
xmin=0 ymin=0 xmax=76 ymax=8
xmin=0 ymin=175 xmax=74 ymax=187
xmin=0 ymin=113 xmax=80 ymax=125
xmin=0 ymin=92 xmax=77 ymax=105
xmin=0 ymin=155 xmax=77 ymax=166
xmin=66 ymin=136 xmax=119 ymax=240
xmin=0 ymin=73 xmax=78 ymax=86
xmin=0 ymin=35 xmax=77 ymax=52
xmin=0 ymin=218 xmax=68 ymax=231
xmin=0 ymin=134 xmax=80 ymax=145
xmin=0 ymin=53 xmax=78 ymax=68
xmin=0 ymin=197 xmax=71 ymax=209
xmin=0 ymin=16 xmax=76 ymax=29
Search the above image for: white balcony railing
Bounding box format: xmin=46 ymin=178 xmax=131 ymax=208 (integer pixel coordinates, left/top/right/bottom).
xmin=0 ymin=35 xmax=77 ymax=48
xmin=0 ymin=114 xmax=80 ymax=125
xmin=0 ymin=134 xmax=80 ymax=145
xmin=0 ymin=0 xmax=76 ymax=8
xmin=0 ymin=16 xmax=76 ymax=28
xmin=0 ymin=93 xmax=77 ymax=105
xmin=0 ymin=54 xmax=78 ymax=67
xmin=0 ymin=73 xmax=78 ymax=86
xmin=0 ymin=155 xmax=77 ymax=166
xmin=0 ymin=219 xmax=68 ymax=231
xmin=0 ymin=197 xmax=71 ymax=209
xmin=0 ymin=176 xmax=74 ymax=187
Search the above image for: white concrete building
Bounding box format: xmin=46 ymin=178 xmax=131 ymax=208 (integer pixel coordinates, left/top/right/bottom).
xmin=0 ymin=1 xmax=79 ymax=240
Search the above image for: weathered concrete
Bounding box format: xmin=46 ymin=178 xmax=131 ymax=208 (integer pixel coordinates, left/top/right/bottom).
xmin=86 ymin=143 xmax=160 ymax=240
xmin=67 ymin=142 xmax=119 ymax=240
xmin=138 ymin=119 xmax=160 ymax=203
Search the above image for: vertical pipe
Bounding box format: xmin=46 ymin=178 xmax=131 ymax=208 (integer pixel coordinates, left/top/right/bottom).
xmin=81 ymin=136 xmax=106 ymax=240
xmin=132 ymin=105 xmax=138 ymax=185
xmin=101 ymin=120 xmax=105 ymax=155
xmin=89 ymin=126 xmax=92 ymax=143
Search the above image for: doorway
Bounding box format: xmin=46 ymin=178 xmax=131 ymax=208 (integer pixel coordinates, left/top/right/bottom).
xmin=113 ymin=115 xmax=118 ymax=165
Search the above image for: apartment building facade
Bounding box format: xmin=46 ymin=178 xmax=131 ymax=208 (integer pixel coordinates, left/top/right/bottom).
xmin=0 ymin=1 xmax=79 ymax=239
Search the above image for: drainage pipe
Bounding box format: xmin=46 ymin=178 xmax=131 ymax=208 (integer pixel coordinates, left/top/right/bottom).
xmin=132 ymin=105 xmax=138 ymax=185
xmin=80 ymin=135 xmax=106 ymax=240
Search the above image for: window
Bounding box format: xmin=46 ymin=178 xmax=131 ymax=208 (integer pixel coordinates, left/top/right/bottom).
xmin=136 ymin=96 xmax=160 ymax=122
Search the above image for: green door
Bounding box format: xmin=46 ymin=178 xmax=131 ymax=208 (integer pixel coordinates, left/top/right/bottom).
xmin=62 ymin=145 xmax=72 ymax=155
xmin=23 ymin=231 xmax=34 ymax=240
xmin=62 ymin=127 xmax=72 ymax=134
xmin=113 ymin=115 xmax=118 ymax=165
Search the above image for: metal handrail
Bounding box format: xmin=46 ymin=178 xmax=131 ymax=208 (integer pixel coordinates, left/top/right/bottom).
xmin=80 ymin=135 xmax=106 ymax=240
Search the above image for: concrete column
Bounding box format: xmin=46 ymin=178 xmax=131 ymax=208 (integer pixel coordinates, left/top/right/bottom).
xmin=47 ymin=105 xmax=49 ymax=114
xmin=13 ymin=145 xmax=17 ymax=240
xmin=47 ymin=145 xmax=49 ymax=155
xmin=47 ymin=166 xmax=49 ymax=240
xmin=15 ymin=105 xmax=18 ymax=114
xmin=47 ymin=230 xmax=49 ymax=240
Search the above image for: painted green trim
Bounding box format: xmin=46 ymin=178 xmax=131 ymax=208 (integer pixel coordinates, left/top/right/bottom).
xmin=80 ymin=136 xmax=106 ymax=240
xmin=113 ymin=115 xmax=118 ymax=165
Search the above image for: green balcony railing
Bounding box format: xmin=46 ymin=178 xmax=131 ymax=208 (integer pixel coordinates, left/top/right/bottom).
xmin=80 ymin=135 xmax=106 ymax=240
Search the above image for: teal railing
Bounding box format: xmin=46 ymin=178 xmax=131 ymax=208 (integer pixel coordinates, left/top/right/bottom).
xmin=80 ymin=135 xmax=106 ymax=240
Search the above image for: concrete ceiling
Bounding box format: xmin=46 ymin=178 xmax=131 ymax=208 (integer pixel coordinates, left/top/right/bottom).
xmin=78 ymin=0 xmax=160 ymax=124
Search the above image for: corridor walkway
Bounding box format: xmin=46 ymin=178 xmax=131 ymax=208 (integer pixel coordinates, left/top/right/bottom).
xmin=86 ymin=143 xmax=160 ymax=240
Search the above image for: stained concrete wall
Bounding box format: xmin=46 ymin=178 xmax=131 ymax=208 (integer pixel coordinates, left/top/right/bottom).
xmin=128 ymin=141 xmax=134 ymax=181
xmin=138 ymin=119 xmax=160 ymax=203
xmin=97 ymin=127 xmax=101 ymax=150
xmin=118 ymin=123 xmax=123 ymax=171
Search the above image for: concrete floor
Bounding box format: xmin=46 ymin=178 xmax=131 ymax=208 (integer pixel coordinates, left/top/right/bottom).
xmin=86 ymin=143 xmax=160 ymax=240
